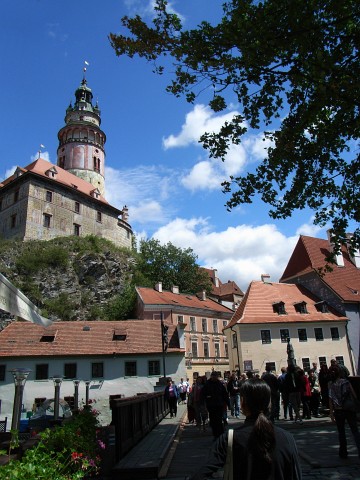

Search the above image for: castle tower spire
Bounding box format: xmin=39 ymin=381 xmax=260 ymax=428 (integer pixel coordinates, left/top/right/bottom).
xmin=57 ymin=73 xmax=106 ymax=196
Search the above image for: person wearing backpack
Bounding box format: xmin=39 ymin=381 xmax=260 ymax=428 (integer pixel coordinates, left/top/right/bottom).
xmin=192 ymin=379 xmax=302 ymax=479
xmin=329 ymin=364 xmax=360 ymax=459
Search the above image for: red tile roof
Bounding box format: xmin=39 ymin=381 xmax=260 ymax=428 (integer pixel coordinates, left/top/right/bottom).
xmin=136 ymin=287 xmax=233 ymax=314
xmin=201 ymin=268 xmax=244 ymax=300
xmin=0 ymin=320 xmax=182 ymax=358
xmin=280 ymin=235 xmax=360 ymax=303
xmin=226 ymin=281 xmax=347 ymax=328
xmin=1 ymin=158 xmax=110 ymax=206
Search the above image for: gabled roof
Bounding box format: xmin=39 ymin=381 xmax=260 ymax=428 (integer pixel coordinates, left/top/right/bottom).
xmin=136 ymin=287 xmax=233 ymax=315
xmin=226 ymin=281 xmax=347 ymax=328
xmin=280 ymin=235 xmax=360 ymax=303
xmin=202 ymin=268 xmax=244 ymax=301
xmin=0 ymin=320 xmax=182 ymax=358
xmin=1 ymin=158 xmax=111 ymax=207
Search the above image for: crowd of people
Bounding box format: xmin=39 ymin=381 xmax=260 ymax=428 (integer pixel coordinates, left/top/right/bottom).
xmin=164 ymin=358 xmax=360 ymax=478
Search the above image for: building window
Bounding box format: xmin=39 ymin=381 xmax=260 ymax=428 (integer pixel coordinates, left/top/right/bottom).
xmin=74 ymin=224 xmax=80 ymax=236
xmin=319 ymin=356 xmax=327 ymax=367
xmin=302 ymin=358 xmax=311 ymax=371
xmin=191 ymin=342 xmax=198 ymax=358
xmin=203 ymin=343 xmax=209 ymax=358
xmin=0 ymin=364 xmax=5 ymax=381
xmin=177 ymin=315 xmax=184 ymax=324
xmin=10 ymin=214 xmax=17 ymax=228
xmin=92 ymin=362 xmax=104 ymax=378
xmin=280 ymin=329 xmax=289 ymax=343
xmin=190 ymin=317 xmax=196 ymax=332
xmin=214 ymin=343 xmax=220 ymax=357
xmin=14 ymin=190 xmax=19 ymax=203
xmin=74 ymin=201 xmax=80 ymax=213
xmin=222 ymin=321 xmax=228 ymax=329
xmin=224 ymin=343 xmax=228 ymax=357
xmin=298 ymin=328 xmax=308 ymax=342
xmin=294 ymin=302 xmax=308 ymax=314
xmin=59 ymin=157 xmax=65 ymax=169
xmin=148 ymin=360 xmax=160 ymax=376
xmin=261 ymin=330 xmax=272 ymax=344
xmin=331 ymin=327 xmax=340 ymax=341
xmin=36 ymin=364 xmax=48 ymax=380
xmin=212 ymin=319 xmax=218 ymax=333
xmin=314 ymin=328 xmax=324 ymax=341
xmin=46 ymin=190 xmax=53 ymax=202
xmin=315 ymin=301 xmax=329 ymax=313
xmin=265 ymin=362 xmax=276 ymax=372
xmin=273 ymin=301 xmax=286 ymax=315
xmin=96 ymin=211 xmax=102 ymax=223
xmin=125 ymin=361 xmax=137 ymax=377
xmin=335 ymin=355 xmax=344 ymax=366
xmin=232 ymin=333 xmax=238 ymax=348
xmin=202 ymin=318 xmax=207 ymax=333
xmin=64 ymin=363 xmax=77 ymax=379
xmin=43 ymin=213 xmax=51 ymax=228
xmin=94 ymin=157 xmax=100 ymax=173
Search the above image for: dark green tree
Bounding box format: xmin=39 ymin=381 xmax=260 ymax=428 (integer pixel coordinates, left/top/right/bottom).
xmin=110 ymin=0 xmax=360 ymax=251
xmin=138 ymin=239 xmax=212 ymax=294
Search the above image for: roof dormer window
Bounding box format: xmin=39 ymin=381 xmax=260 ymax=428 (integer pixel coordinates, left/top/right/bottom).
xmin=45 ymin=167 xmax=58 ymax=179
xmin=40 ymin=334 xmax=55 ymax=343
xmin=273 ymin=301 xmax=287 ymax=315
xmin=315 ymin=301 xmax=329 ymax=313
xmin=294 ymin=301 xmax=308 ymax=314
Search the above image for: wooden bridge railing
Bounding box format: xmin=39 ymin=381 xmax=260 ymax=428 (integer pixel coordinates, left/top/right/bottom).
xmin=110 ymin=391 xmax=168 ymax=461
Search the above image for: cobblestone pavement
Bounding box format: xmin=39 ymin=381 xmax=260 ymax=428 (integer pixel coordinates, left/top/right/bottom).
xmin=163 ymin=412 xmax=360 ymax=480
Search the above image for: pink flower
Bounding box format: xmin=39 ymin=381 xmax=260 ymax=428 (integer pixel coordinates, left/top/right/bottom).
xmin=97 ymin=439 xmax=106 ymax=450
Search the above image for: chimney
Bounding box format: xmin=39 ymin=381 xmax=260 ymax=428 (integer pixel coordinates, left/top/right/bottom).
xmin=261 ymin=274 xmax=271 ymax=283
xmin=327 ymin=229 xmax=345 ymax=267
xmin=171 ymin=285 xmax=179 ymax=294
xmin=346 ymin=233 xmax=360 ymax=268
xmin=213 ymin=269 xmax=220 ymax=287
xmin=202 ymin=290 xmax=206 ymax=301
xmin=155 ymin=282 xmax=162 ymax=293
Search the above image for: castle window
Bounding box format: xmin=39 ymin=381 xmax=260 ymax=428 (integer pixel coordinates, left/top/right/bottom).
xmin=314 ymin=328 xmax=324 ymax=341
xmin=280 ymin=328 xmax=289 ymax=343
xmin=96 ymin=211 xmax=102 ymax=223
xmin=74 ymin=201 xmax=80 ymax=213
xmin=94 ymin=157 xmax=100 ymax=173
xmin=10 ymin=214 xmax=17 ymax=228
xmin=14 ymin=190 xmax=19 ymax=203
xmin=43 ymin=214 xmax=51 ymax=228
xmin=73 ymin=224 xmax=81 ymax=236
xmin=46 ymin=190 xmax=53 ymax=202
xmin=59 ymin=157 xmax=65 ymax=169
xmin=261 ymin=330 xmax=272 ymax=344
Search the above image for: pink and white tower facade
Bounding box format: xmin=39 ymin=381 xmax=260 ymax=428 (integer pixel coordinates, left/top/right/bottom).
xmin=56 ymin=76 xmax=106 ymax=196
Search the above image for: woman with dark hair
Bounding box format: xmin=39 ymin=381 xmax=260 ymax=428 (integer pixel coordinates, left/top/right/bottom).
xmin=192 ymin=379 xmax=302 ymax=479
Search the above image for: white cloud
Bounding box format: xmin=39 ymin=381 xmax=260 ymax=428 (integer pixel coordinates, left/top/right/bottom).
xmin=163 ymin=104 xmax=240 ymax=149
xmin=1 ymin=165 xmax=16 ymax=181
xmin=296 ymin=217 xmax=324 ymax=237
xmin=152 ymin=217 xmax=299 ymax=290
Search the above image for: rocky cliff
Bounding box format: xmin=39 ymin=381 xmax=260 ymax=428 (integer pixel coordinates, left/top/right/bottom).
xmin=0 ymin=235 xmax=136 ymax=328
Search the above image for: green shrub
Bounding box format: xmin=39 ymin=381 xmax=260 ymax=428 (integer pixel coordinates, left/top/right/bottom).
xmin=43 ymin=293 xmax=76 ymax=321
xmin=15 ymin=244 xmax=69 ymax=274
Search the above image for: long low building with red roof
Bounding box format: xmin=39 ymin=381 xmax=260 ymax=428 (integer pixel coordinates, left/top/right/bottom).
xmin=224 ymin=279 xmax=352 ymax=375
xmin=0 ymin=320 xmax=184 ymax=426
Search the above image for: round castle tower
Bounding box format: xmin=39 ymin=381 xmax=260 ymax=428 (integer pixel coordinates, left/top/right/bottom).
xmin=57 ymin=77 xmax=106 ymax=196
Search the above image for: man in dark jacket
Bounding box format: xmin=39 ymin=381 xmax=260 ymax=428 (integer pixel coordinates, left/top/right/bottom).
xmin=201 ymin=372 xmax=230 ymax=438
xmin=262 ymin=365 xmax=280 ymax=421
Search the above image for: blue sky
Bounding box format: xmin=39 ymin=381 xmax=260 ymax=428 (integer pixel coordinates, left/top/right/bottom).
xmin=0 ymin=0 xmax=335 ymax=291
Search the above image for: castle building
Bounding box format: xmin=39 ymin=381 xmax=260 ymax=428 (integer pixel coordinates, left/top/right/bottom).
xmin=0 ymin=77 xmax=132 ymax=249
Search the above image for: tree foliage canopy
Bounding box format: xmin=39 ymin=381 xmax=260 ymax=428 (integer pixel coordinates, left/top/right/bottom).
xmin=110 ymin=0 xmax=360 ymax=250
xmin=137 ymin=239 xmax=212 ymax=294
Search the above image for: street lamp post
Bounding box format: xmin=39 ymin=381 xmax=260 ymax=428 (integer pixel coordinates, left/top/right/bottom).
xmin=73 ymin=379 xmax=80 ymax=412
xmin=85 ymin=380 xmax=91 ymax=406
xmin=10 ymin=368 xmax=31 ymax=431
xmin=53 ymin=376 xmax=63 ymax=421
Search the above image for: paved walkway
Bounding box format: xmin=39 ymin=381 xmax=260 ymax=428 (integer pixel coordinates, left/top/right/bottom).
xmin=161 ymin=411 xmax=360 ymax=480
